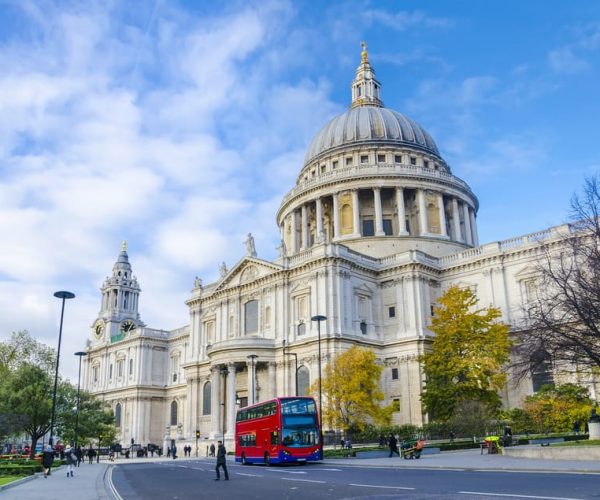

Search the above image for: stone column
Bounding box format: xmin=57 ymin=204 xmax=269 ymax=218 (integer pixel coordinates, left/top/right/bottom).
xmin=226 ymin=363 xmax=236 ymax=438
xmin=463 ymin=202 xmax=473 ymax=245
xmin=185 ymin=378 xmax=193 ymax=437
xmin=437 ymin=193 xmax=448 ymax=237
xmin=211 ymin=366 xmax=221 ymax=436
xmin=247 ymin=360 xmax=256 ymax=406
xmin=301 ymin=204 xmax=308 ymax=250
xmin=290 ymin=210 xmax=297 ymax=253
xmin=332 ymin=193 xmax=340 ymax=239
xmin=469 ymin=208 xmax=479 ymax=246
xmin=315 ymin=197 xmax=324 ymax=243
xmin=373 ymin=187 xmax=385 ymax=236
xmin=396 ymin=188 xmax=408 ymax=235
xmin=268 ymin=362 xmax=277 ymax=400
xmin=418 ymin=189 xmax=428 ymax=236
xmin=452 ymin=198 xmax=462 ymax=241
xmin=352 ymin=189 xmax=361 ymax=236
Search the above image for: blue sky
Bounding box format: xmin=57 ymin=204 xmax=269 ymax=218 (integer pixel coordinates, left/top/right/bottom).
xmin=1 ymin=0 xmax=599 ymax=381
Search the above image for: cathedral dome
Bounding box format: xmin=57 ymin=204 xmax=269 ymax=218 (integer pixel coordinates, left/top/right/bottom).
xmin=304 ymin=106 xmax=441 ymax=166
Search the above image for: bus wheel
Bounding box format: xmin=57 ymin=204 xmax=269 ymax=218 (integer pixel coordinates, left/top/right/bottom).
xmin=241 ymin=453 xmax=248 ymax=465
xmin=264 ymin=453 xmax=270 ymax=466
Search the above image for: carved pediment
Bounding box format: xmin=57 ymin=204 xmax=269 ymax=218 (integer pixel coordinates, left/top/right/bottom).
xmin=514 ymin=265 xmax=539 ymax=281
xmin=214 ymin=257 xmax=283 ymax=292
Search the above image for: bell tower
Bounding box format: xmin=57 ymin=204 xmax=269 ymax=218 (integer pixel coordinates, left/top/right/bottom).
xmin=91 ymin=242 xmax=144 ymax=342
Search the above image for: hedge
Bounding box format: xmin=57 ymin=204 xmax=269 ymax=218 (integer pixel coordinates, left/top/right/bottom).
xmin=0 ymin=464 xmax=41 ymax=476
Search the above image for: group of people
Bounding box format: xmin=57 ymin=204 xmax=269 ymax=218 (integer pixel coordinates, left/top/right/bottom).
xmin=41 ymin=439 xmax=230 ymax=482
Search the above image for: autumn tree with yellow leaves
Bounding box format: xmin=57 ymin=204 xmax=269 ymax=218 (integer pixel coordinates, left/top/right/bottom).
xmin=421 ymin=286 xmax=511 ymax=422
xmin=313 ymin=346 xmax=392 ymax=431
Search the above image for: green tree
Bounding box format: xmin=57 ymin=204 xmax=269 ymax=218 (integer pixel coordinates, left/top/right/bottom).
xmin=522 ymin=383 xmax=593 ymax=434
xmin=56 ymin=383 xmax=116 ymax=446
xmin=0 ymin=330 xmax=56 ymax=377
xmin=313 ymin=346 xmax=392 ymax=431
xmin=0 ymin=363 xmax=53 ymax=458
xmin=421 ymin=286 xmax=511 ymax=422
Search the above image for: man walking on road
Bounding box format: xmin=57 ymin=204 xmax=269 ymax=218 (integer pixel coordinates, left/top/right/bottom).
xmin=215 ymin=440 xmax=229 ymax=481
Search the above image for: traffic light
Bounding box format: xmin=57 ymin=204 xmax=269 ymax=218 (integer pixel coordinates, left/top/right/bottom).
xmin=195 ymin=430 xmax=200 ymax=439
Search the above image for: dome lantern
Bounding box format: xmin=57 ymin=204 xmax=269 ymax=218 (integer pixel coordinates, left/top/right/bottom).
xmin=351 ymin=42 xmax=383 ymax=109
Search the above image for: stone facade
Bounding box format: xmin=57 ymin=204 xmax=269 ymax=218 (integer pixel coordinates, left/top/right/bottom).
xmin=82 ymin=47 xmax=599 ymax=451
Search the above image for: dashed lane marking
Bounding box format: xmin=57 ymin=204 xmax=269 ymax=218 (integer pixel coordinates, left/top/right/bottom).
xmin=281 ymin=478 xmax=325 ymax=484
xmin=459 ymin=491 xmax=584 ymax=500
xmin=349 ymin=483 xmax=416 ymax=491
xmin=235 ymin=472 xmax=263 ymax=477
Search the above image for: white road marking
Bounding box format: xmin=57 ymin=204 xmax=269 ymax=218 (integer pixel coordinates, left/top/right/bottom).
xmin=265 ymin=469 xmax=307 ymax=474
xmin=349 ymin=483 xmax=415 ymax=491
xmin=281 ymin=478 xmax=325 ymax=484
xmin=236 ymin=472 xmax=263 ymax=477
xmin=459 ymin=491 xmax=584 ymax=500
xmin=106 ymin=466 xmax=124 ymax=500
xmin=311 ymin=468 xmax=342 ymax=471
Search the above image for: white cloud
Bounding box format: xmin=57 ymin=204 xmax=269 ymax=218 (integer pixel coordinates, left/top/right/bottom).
xmin=0 ymin=0 xmax=341 ymax=380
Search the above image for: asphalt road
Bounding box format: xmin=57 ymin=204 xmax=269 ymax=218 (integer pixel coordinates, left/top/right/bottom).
xmin=110 ymin=458 xmax=600 ymax=500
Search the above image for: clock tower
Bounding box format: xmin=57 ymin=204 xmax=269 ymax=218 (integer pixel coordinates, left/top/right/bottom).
xmin=92 ymin=241 xmax=144 ymax=342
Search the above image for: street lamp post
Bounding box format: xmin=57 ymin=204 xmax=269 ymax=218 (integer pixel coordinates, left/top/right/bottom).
xmin=311 ymin=314 xmax=326 ymax=452
xmin=49 ymin=291 xmax=75 ymax=448
xmin=282 ymin=340 xmax=298 ymax=396
xmin=246 ymin=354 xmax=258 ymax=405
xmin=74 ymin=351 xmax=87 ymax=450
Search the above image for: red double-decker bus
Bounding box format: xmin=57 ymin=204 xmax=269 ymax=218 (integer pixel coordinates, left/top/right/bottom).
xmin=235 ymin=397 xmax=322 ymax=465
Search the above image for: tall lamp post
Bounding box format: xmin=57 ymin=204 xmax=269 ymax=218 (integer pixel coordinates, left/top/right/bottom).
xmin=311 ymin=315 xmax=326 ymax=452
xmin=74 ymin=351 xmax=87 ymax=449
xmin=282 ymin=340 xmax=298 ymax=396
xmin=49 ymin=291 xmax=75 ymax=448
xmin=247 ymin=354 xmax=258 ymax=405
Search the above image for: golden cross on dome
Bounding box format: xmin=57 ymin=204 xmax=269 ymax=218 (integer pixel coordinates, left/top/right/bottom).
xmin=122 ymin=240 xmax=127 ymax=252
xmin=361 ymin=41 xmax=368 ymax=62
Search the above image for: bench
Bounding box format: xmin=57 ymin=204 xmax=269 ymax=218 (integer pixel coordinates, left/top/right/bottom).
xmin=529 ymin=438 xmax=564 ymax=446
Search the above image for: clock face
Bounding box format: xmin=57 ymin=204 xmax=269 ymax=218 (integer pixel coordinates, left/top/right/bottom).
xmin=120 ymin=319 xmax=136 ymax=334
xmin=94 ymin=321 xmax=104 ymax=339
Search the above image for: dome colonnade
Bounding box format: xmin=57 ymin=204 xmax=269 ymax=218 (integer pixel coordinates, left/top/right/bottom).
xmin=276 ymin=43 xmax=478 ymax=256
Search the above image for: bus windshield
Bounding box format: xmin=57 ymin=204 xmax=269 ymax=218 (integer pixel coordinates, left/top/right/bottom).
xmin=281 ymin=414 xmax=320 ymax=447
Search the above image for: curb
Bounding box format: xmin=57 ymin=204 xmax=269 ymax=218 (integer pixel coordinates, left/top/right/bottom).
xmin=0 ymin=473 xmax=38 ymax=491
xmin=320 ymin=460 xmax=600 ymax=474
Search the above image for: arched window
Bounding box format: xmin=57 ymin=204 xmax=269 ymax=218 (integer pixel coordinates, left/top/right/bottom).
xmin=170 ymin=401 xmax=178 ymax=426
xmin=115 ymin=403 xmax=121 ymax=427
xmin=202 ymin=382 xmax=212 ymax=415
xmin=245 ymin=300 xmax=259 ymax=334
xmin=297 ymin=366 xmax=310 ymax=397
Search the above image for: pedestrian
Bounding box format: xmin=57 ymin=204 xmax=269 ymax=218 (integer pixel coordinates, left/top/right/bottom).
xmin=65 ymin=446 xmax=77 ymax=477
xmin=378 ymin=434 xmax=386 ymax=447
xmin=167 ymin=446 xmax=171 ymax=458
xmin=171 ymin=444 xmax=177 ymax=459
xmin=76 ymin=446 xmax=83 ymax=467
xmin=450 ymin=430 xmax=456 ymax=443
xmin=388 ymin=434 xmax=399 ymax=457
xmin=340 ymin=438 xmax=345 ymax=449
xmin=215 ymin=440 xmax=229 ymax=481
xmin=573 ymin=420 xmax=581 ymax=435
xmin=87 ymin=448 xmax=94 ymax=464
xmin=210 ymin=443 xmax=215 ymax=457
xmin=42 ymin=444 xmax=54 ymax=478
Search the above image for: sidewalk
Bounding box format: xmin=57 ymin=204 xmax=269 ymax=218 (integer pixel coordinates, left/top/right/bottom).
xmin=323 ymin=447 xmax=600 ymax=473
xmin=0 ymin=462 xmax=110 ymax=500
